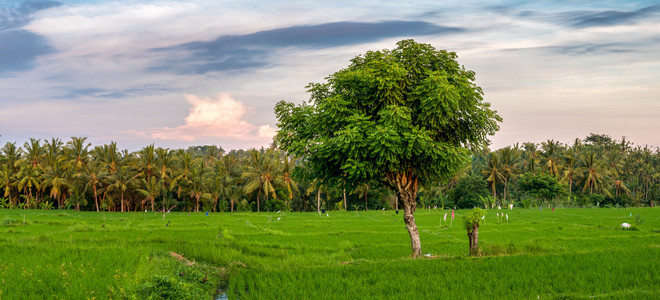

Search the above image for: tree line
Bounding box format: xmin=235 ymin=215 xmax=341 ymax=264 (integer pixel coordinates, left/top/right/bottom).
xmin=0 ymin=133 xmax=656 ymax=212
xmin=442 ymin=133 xmax=659 ymax=209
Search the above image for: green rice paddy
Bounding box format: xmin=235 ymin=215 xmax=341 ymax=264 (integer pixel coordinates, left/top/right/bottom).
xmin=0 ymin=208 xmax=658 ymax=299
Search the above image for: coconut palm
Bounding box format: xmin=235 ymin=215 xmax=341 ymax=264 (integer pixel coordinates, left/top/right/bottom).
xmin=562 ymin=149 xmax=580 ymax=196
xmin=21 ymin=138 xmax=44 ymax=168
xmin=2 ymin=142 xmax=21 ymax=173
xmin=16 ymin=164 xmax=41 ymax=208
xmin=482 ymin=152 xmax=504 ymax=206
xmin=155 ymin=147 xmax=175 ymax=208
xmin=522 ymin=142 xmax=540 ymax=174
xmin=352 ymin=182 xmax=371 ymax=210
xmin=65 ymin=137 xmax=91 ymax=170
xmin=41 ymin=156 xmax=71 ymax=209
xmin=281 ymin=155 xmax=299 ymax=206
xmin=107 ymin=165 xmax=139 ymax=212
xmin=84 ymin=161 xmax=106 ymax=212
xmin=242 ymin=149 xmax=284 ymax=212
xmin=498 ymin=146 xmax=521 ymax=205
xmin=581 ymin=151 xmax=609 ymax=196
xmin=137 ymin=176 xmax=161 ymax=212
xmin=187 ymin=161 xmax=208 ymax=212
xmin=137 ymin=144 xmax=157 ymax=181
xmin=541 ymin=139 xmax=562 ymax=177
xmin=0 ymin=165 xmax=15 ymax=206
xmin=43 ymin=137 xmax=64 ymax=168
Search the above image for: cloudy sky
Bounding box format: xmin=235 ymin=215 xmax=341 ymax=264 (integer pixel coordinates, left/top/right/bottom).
xmin=1 ymin=0 xmax=659 ymax=151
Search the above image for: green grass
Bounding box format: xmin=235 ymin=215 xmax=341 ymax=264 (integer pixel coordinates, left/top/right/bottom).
xmin=0 ymin=208 xmax=658 ymax=299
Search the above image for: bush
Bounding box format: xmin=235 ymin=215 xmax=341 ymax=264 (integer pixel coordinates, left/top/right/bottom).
xmin=136 ymin=274 xmax=206 ymax=300
xmin=264 ymin=199 xmax=286 ymax=212
xmin=450 ymin=175 xmax=490 ymax=209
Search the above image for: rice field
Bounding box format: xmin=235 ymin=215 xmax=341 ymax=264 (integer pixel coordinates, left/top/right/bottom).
xmin=0 ymin=208 xmax=658 ymax=299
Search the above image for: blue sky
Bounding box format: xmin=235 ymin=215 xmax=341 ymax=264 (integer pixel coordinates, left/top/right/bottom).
xmin=1 ymin=0 xmax=659 ymax=151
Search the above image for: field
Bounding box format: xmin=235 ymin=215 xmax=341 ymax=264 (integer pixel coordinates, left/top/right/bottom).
xmin=0 ymin=208 xmax=658 ymax=299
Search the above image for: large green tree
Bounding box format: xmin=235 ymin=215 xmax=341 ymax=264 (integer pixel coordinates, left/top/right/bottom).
xmin=275 ymin=40 xmax=500 ymax=257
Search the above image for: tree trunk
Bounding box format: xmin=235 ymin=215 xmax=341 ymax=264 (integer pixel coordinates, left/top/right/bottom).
xmin=391 ymin=171 xmax=421 ymax=258
xmin=503 ymin=179 xmax=508 ymax=206
xmin=343 ymin=188 xmax=346 ymax=211
xmin=257 ymin=185 xmax=261 ymax=212
xmin=469 ymin=223 xmax=480 ymax=256
xmin=93 ymin=186 xmax=100 ymax=212
xmin=120 ymin=191 xmax=125 ymax=212
xmin=317 ymin=186 xmax=321 ymax=214
xmin=365 ymin=190 xmax=368 ymax=211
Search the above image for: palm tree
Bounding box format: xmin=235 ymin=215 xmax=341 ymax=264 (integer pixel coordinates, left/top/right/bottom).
xmin=187 ymin=161 xmax=207 ymax=212
xmin=581 ymin=151 xmax=609 ymax=196
xmin=155 ymin=147 xmax=175 ymax=209
xmin=482 ymin=153 xmax=504 ymax=206
xmin=137 ymin=144 xmax=157 ymax=181
xmin=0 ymin=165 xmax=15 ymax=206
xmin=281 ymin=155 xmax=298 ymax=206
xmin=562 ymin=149 xmax=580 ymax=197
xmin=21 ymin=138 xmax=44 ymax=168
xmin=41 ymin=156 xmax=71 ymax=209
xmin=499 ymin=146 xmax=520 ymax=205
xmin=107 ymin=165 xmax=139 ymax=212
xmin=242 ymin=149 xmax=265 ymax=212
xmin=242 ymin=149 xmax=285 ymax=212
xmin=65 ymin=137 xmax=91 ymax=170
xmin=2 ymin=142 xmax=21 ymax=173
xmin=171 ymin=150 xmax=196 ymax=211
xmin=84 ymin=161 xmax=106 ymax=212
xmin=94 ymin=142 xmax=120 ymax=174
xmin=16 ymin=164 xmax=41 ymax=208
xmin=137 ymin=176 xmax=161 ymax=212
xmin=352 ymin=183 xmax=371 ymax=210
xmin=541 ymin=139 xmax=562 ymax=177
xmin=43 ymin=137 xmax=64 ymax=168
xmin=522 ymin=142 xmax=540 ymax=174
xmin=221 ymin=153 xmax=241 ymax=212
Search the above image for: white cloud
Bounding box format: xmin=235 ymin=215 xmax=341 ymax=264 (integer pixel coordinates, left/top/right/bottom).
xmin=147 ymin=93 xmax=274 ymax=144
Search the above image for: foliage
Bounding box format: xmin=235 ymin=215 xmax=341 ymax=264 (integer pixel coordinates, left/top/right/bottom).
xmin=449 ymin=175 xmax=490 ymax=209
xmin=518 ymin=172 xmax=564 ymax=202
xmin=463 ymin=207 xmax=486 ymax=232
xmin=274 ymin=39 xmax=500 ymax=189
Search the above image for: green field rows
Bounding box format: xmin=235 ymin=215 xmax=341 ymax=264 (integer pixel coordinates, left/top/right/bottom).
xmin=1 ymin=208 xmax=658 ymax=299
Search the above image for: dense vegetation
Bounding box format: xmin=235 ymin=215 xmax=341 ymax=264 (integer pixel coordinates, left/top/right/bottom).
xmin=0 ymin=133 xmax=658 ymax=213
xmin=1 ymin=208 xmax=657 ymax=298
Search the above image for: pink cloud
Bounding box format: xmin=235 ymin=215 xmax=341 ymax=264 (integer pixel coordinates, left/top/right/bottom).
xmin=148 ymin=93 xmax=275 ymax=143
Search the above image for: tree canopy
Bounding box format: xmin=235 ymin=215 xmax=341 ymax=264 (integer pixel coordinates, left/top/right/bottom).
xmin=275 ymin=39 xmax=501 ymax=257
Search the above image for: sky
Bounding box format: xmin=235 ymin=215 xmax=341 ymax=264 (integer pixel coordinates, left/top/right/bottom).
xmin=1 ymin=0 xmax=659 ymax=152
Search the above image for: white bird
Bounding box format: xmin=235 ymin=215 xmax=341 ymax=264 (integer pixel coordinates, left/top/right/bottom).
xmin=326 ymin=213 xmax=329 ymax=217
xmin=276 ymin=210 xmax=281 ymax=213
xmin=277 ymin=217 xmax=281 ymax=221
xmin=621 ymin=223 xmax=631 ymax=228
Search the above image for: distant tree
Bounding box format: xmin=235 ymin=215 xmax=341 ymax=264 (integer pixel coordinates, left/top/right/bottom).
xmin=450 ymin=174 xmax=490 ymax=209
xmin=276 ymin=39 xmax=501 ymax=257
xmin=499 ymin=146 xmax=521 ymax=205
xmin=482 ymin=152 xmax=504 ymax=205
xmin=584 ymin=133 xmax=613 ymax=147
xmin=518 ymin=173 xmax=564 ymax=204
